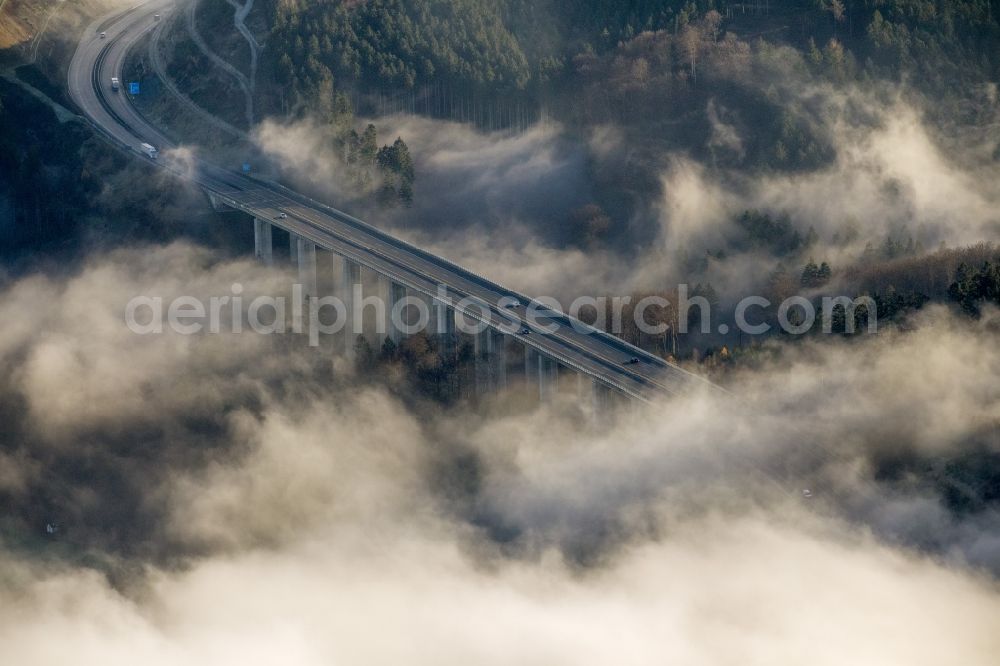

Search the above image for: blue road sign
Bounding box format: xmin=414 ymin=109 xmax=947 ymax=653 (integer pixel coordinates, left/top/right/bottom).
xmin=129 ymin=82 xmax=140 ymax=95
xmin=242 ymin=163 xmax=251 ymax=174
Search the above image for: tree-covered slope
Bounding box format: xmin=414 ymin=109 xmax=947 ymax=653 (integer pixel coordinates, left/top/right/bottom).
xmin=265 ymin=0 xmax=531 ymax=112
xmin=252 ymin=0 xmax=999 ymax=121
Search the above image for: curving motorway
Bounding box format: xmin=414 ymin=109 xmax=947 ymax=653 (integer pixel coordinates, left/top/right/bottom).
xmin=68 ymin=1 xmax=718 ymax=403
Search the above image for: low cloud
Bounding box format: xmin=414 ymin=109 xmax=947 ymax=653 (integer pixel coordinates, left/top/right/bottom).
xmin=251 ymin=80 xmax=1000 ymax=306
xmin=749 ymin=96 xmax=1000 ymax=246
xmin=0 ymin=245 xmax=999 ymax=662
xmin=631 ymin=86 xmax=1000 ymax=296
xmin=252 ymin=118 xmax=377 ymax=202
xmin=3 ymin=510 xmax=1000 ymax=665
xmin=375 ymin=116 xmax=588 ymax=221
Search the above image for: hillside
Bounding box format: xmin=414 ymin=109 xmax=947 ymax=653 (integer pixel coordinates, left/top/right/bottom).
xmin=251 ymin=0 xmax=1000 ymax=113
xmin=0 ymin=0 xmax=112 ymax=69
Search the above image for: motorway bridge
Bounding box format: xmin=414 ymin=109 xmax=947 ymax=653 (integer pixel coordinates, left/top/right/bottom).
xmin=68 ymin=0 xmax=717 ymax=406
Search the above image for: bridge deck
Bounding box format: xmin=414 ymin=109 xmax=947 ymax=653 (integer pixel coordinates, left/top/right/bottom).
xmin=67 ymin=0 xmax=718 ymax=402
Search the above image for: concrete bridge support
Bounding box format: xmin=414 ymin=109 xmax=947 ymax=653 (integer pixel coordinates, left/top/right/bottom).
xmin=289 ymin=232 xmax=300 ymax=265
xmin=491 ymin=330 xmax=508 ymax=392
xmin=473 ymin=330 xmax=508 ymax=398
xmin=588 ymin=377 xmax=611 ymax=420
xmin=538 ymin=354 xmax=558 ymax=402
xmin=474 ymin=328 xmax=490 ymax=396
xmin=384 ymin=279 xmax=407 ymax=346
xmin=436 ymin=303 xmax=456 ymax=360
xmin=524 ymin=345 xmax=538 ymax=387
xmin=297 ymin=238 xmax=318 ymax=298
xmin=253 ymin=218 xmax=273 ymax=265
xmin=341 ymin=258 xmax=362 ymax=358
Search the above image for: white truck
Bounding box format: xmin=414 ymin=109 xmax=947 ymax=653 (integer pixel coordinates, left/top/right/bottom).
xmin=140 ymin=143 xmax=159 ymax=159
xmin=110 ymin=77 xmax=120 ymax=92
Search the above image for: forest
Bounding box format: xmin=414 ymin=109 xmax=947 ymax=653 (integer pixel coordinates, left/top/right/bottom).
xmin=259 ymin=0 xmax=1000 ymax=113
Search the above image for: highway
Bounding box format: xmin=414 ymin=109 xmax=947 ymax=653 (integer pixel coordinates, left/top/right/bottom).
xmin=67 ymin=1 xmax=718 ymax=403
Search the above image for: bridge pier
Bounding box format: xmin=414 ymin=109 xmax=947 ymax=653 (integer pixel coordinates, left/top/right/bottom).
xmin=384 ymin=279 xmax=407 ymax=346
xmin=538 ymin=354 xmax=558 ymax=402
xmin=472 ymin=330 xmax=508 ymax=398
xmin=492 ymin=330 xmax=508 ymax=392
xmin=588 ymin=377 xmax=611 ymax=420
xmin=297 ymin=238 xmax=317 ymax=299
xmin=524 ymin=345 xmax=538 ymax=392
xmin=289 ymin=232 xmax=300 ymax=265
xmin=474 ymin=328 xmax=490 ymax=396
xmin=524 ymin=345 xmax=556 ymax=402
xmin=253 ymin=218 xmax=273 ymax=265
xmin=341 ymin=258 xmax=362 ymax=358
xmin=435 ymin=299 xmax=456 ymax=360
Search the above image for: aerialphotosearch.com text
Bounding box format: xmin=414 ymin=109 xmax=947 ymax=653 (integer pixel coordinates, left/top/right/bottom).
xmin=125 ymin=283 xmax=878 ymax=346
